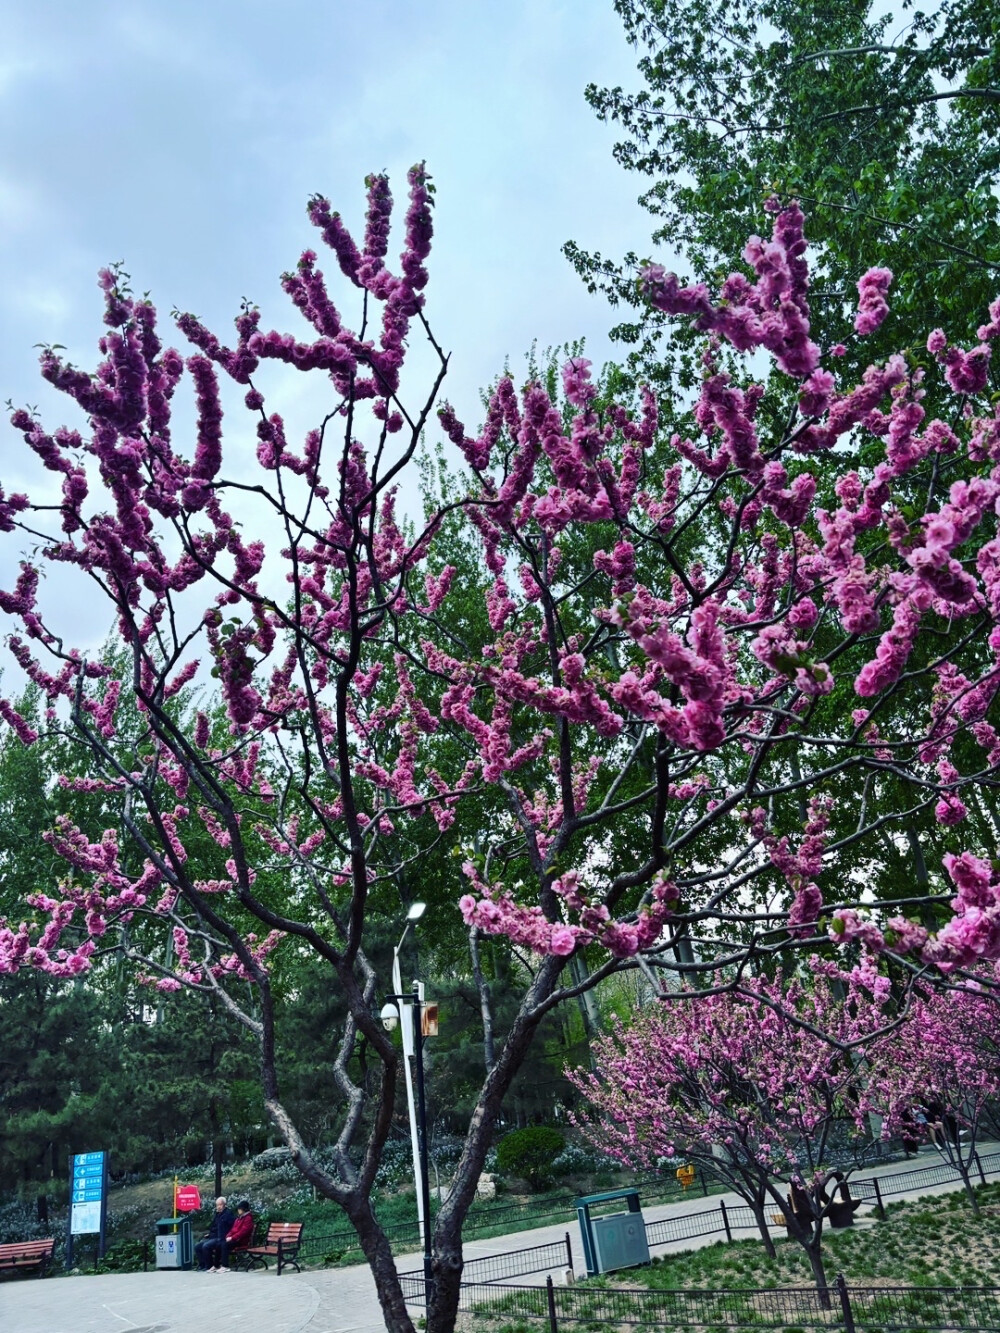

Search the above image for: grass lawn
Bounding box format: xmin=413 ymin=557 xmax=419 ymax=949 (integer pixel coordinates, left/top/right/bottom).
xmin=470 ymin=1185 xmax=1000 ymax=1333
xmin=626 ymin=1182 xmax=1000 ymax=1292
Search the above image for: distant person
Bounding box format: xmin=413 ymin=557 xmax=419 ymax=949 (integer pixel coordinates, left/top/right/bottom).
xmin=924 ymin=1098 xmax=947 ymax=1149
xmin=218 ymin=1200 xmax=254 ymax=1271
xmin=195 ymin=1196 xmax=234 ymax=1272
xmin=900 ymin=1107 xmax=920 ymax=1156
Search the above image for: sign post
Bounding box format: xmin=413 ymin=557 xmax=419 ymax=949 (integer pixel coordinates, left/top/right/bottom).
xmin=66 ymin=1151 xmax=108 ymax=1268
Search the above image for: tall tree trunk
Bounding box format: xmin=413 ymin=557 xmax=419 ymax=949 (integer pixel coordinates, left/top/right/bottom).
xmin=906 ymin=826 xmax=937 ymax=930
xmin=569 ymin=953 xmax=602 ymax=1046
xmin=469 ymin=926 xmax=495 ymax=1073
xmin=426 ymin=954 xmax=565 ymax=1333
xmin=806 ymin=1239 xmax=832 ymax=1308
xmin=751 ymin=1200 xmax=776 ymax=1258
xmin=344 ymin=1191 xmax=418 ymax=1333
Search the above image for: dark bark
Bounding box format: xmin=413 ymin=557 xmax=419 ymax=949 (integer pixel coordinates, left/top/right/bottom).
xmin=770 ymin=1181 xmax=831 ymax=1307
xmin=345 ymin=1191 xmax=418 ymax=1333
xmin=751 ymin=1199 xmax=777 ymax=1259
xmin=425 ymin=953 xmax=565 ymax=1333
xmin=806 ymin=1240 xmax=832 ymax=1308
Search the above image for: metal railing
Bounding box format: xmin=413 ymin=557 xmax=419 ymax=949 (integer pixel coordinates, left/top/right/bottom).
xmin=399 ymin=1233 xmax=573 ymax=1287
xmin=284 ymin=1145 xmax=1000 ymax=1270
xmin=856 ymin=1148 xmax=997 ymax=1200
xmin=846 ymin=1282 xmax=1000 ymax=1331
xmin=288 ymin=1168 xmax=700 ymax=1263
xmin=402 ymin=1274 xmax=1000 ymax=1331
xmin=638 ymin=1148 xmax=1000 ymax=1259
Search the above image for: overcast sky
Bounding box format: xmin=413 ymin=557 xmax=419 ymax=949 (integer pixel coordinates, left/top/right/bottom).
xmin=0 ymin=0 xmax=668 ymax=658
xmin=0 ymin=1 xmax=657 ymax=432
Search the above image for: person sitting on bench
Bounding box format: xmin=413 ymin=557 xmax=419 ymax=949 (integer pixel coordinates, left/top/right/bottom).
xmin=219 ymin=1201 xmax=254 ymax=1271
xmin=195 ymin=1197 xmax=235 ymax=1272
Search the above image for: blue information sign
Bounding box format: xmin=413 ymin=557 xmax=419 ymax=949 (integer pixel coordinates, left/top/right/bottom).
xmin=69 ymin=1151 xmax=108 ymax=1240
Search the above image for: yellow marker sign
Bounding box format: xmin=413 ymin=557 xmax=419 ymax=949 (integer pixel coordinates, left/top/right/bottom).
xmin=676 ymin=1164 xmax=696 ymax=1190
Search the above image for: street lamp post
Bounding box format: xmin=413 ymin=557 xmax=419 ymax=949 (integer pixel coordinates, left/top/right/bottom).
xmin=381 ymin=902 xmax=434 ymax=1305
xmin=381 ymin=985 xmax=434 ymax=1307
xmin=390 ymin=903 xmax=425 ymax=1247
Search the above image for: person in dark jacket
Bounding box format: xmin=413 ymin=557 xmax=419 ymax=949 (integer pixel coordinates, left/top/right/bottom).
xmin=216 ymin=1200 xmax=254 ymax=1272
xmin=195 ymin=1196 xmax=235 ymax=1272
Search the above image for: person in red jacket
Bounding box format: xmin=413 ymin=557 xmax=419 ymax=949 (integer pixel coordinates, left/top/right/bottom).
xmin=215 ymin=1200 xmax=254 ymax=1272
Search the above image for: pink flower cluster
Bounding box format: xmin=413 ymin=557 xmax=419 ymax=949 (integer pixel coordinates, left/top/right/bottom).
xmin=641 ymin=201 xmax=821 ymax=380
xmin=854 ymin=267 xmax=893 ymax=335
xmin=569 ymin=964 xmax=890 ymax=1205
xmin=459 ymin=865 xmax=678 ymax=960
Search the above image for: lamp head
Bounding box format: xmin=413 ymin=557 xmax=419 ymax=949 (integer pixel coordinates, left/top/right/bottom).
xmin=380 ymin=1001 xmax=400 ymax=1032
xmin=406 ymin=901 xmax=427 ymax=922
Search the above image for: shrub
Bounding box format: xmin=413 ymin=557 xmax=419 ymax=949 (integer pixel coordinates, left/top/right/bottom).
xmin=252 ymin=1147 xmax=294 ymax=1171
xmin=96 ymin=1238 xmax=149 ymax=1274
xmin=550 ymin=1142 xmax=618 ymax=1176
xmin=373 ymin=1139 xmax=414 ymax=1189
xmin=0 ymin=1198 xmax=49 ymax=1245
xmin=495 ymin=1127 xmax=565 ymax=1190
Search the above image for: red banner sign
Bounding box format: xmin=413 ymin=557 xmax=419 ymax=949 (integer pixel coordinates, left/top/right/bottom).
xmin=175 ymin=1185 xmax=202 ymax=1213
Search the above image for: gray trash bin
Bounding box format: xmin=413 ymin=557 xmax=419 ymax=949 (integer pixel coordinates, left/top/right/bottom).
xmin=576 ymin=1189 xmax=650 ymax=1276
xmin=155 ymin=1216 xmax=193 ymax=1270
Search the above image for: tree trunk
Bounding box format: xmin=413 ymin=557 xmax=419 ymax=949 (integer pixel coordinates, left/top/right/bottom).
xmin=956 ymin=1161 xmax=980 ymax=1213
xmin=425 ymin=954 xmax=566 ymax=1333
xmin=469 ymin=926 xmax=495 ymax=1073
xmin=751 ymin=1201 xmax=777 ymax=1258
xmin=569 ymin=953 xmax=602 ymax=1045
xmin=807 ymin=1240 xmax=832 ymax=1308
xmin=780 ymin=1198 xmax=831 ymax=1309
xmin=344 ymin=1192 xmax=418 ymax=1333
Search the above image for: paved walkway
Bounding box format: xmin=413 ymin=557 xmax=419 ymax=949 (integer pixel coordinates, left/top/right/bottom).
xmin=2 ymin=1145 xmax=992 ymax=1333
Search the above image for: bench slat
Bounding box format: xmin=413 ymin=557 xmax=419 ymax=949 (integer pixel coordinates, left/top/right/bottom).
xmin=239 ymin=1222 xmax=303 ymax=1275
xmin=0 ymin=1239 xmax=55 ymax=1279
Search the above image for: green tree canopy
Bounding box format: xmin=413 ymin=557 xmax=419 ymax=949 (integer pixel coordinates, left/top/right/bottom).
xmin=566 ymin=0 xmax=1000 ymax=395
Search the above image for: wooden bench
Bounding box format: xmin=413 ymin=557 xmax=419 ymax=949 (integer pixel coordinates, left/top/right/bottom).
xmin=0 ymin=1238 xmax=56 ymax=1278
xmin=239 ymin=1222 xmax=303 ymax=1275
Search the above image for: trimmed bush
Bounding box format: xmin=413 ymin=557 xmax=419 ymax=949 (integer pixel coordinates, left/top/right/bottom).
xmin=496 ymin=1127 xmax=565 ymax=1191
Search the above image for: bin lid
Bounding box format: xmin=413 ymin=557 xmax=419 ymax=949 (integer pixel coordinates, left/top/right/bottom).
xmin=576 ymin=1188 xmax=641 ymax=1207
xmin=155 ymin=1216 xmax=190 ymax=1226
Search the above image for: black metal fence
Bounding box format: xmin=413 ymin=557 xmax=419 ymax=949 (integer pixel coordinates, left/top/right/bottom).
xmin=284 ymin=1168 xmax=703 ymax=1264
xmin=296 ymin=1217 xmax=420 ymax=1264
xmin=400 ymin=1273 xmax=1000 ymax=1331
xmin=638 ymin=1148 xmax=1000 ymax=1259
xmin=462 ymin=1166 xmax=708 ymax=1236
xmin=290 ymin=1145 xmax=1000 ymax=1269
xmin=858 ymin=1148 xmax=997 ymax=1201
xmin=846 ymin=1282 xmax=1000 ymax=1331
xmin=399 ymin=1234 xmax=574 ymax=1287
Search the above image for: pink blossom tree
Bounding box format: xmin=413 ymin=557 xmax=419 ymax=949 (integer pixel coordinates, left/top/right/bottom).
xmin=868 ymin=982 xmax=1000 ymax=1212
xmin=569 ymin=964 xmax=891 ymax=1296
xmin=2 ymin=173 xmax=1000 ymax=1332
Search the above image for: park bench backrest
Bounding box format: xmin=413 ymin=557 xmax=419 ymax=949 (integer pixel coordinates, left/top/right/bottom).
xmin=0 ymin=1240 xmax=55 ymax=1257
xmin=265 ymin=1222 xmax=302 ymax=1249
xmin=0 ymin=1239 xmax=56 ymax=1272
